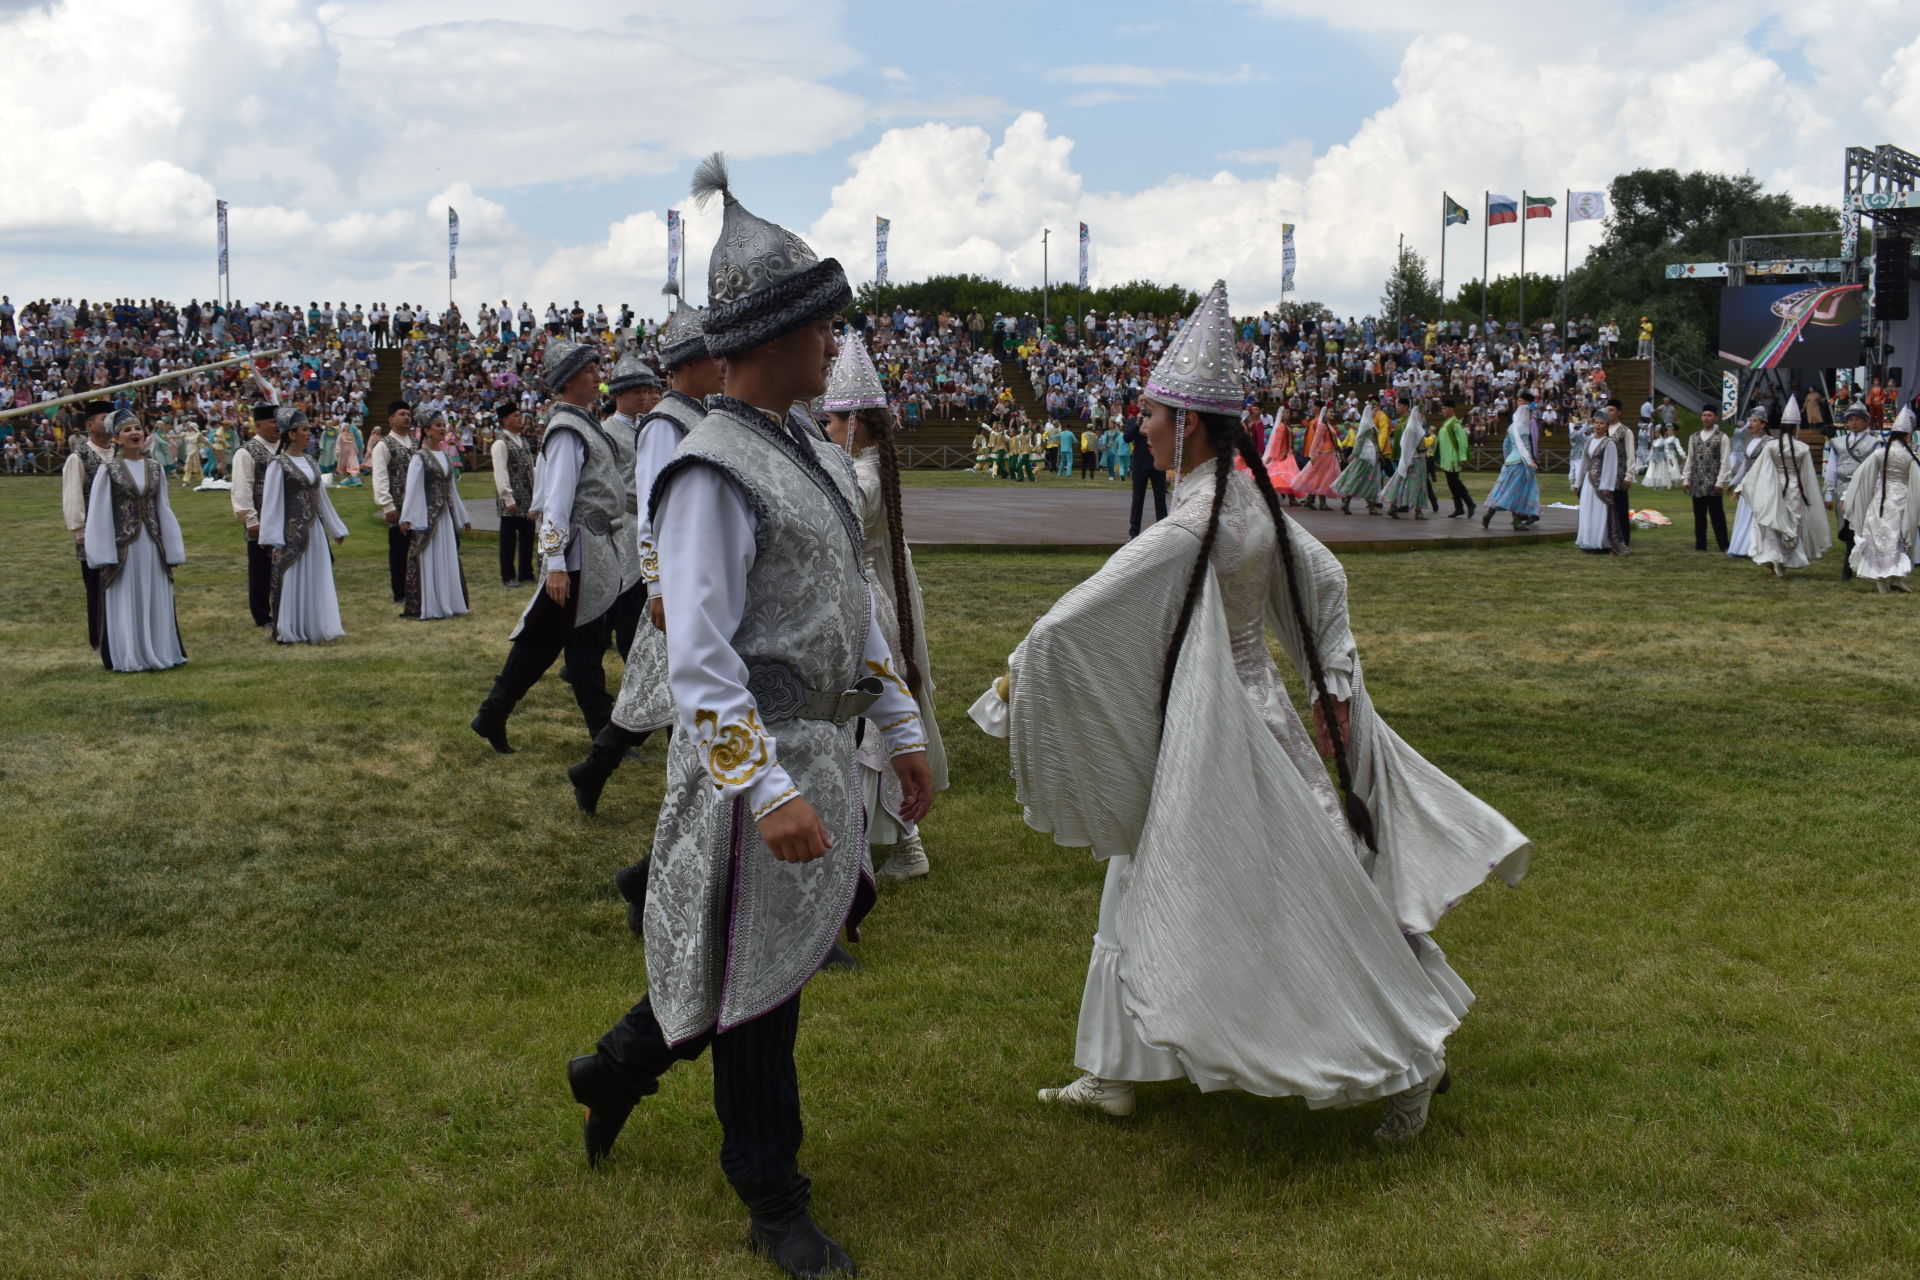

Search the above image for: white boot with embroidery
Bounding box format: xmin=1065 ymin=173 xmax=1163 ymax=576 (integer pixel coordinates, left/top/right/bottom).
xmin=1373 ymin=1066 xmax=1450 ymax=1143
xmin=875 ymin=832 xmax=930 ymax=881
xmin=1037 ymin=1073 xmax=1135 ymax=1117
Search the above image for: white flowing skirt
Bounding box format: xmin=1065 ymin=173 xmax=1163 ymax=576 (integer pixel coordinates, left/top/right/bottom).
xmin=1752 ymin=516 xmax=1815 ymax=569
xmin=1727 ymin=498 xmax=1754 ymax=558
xmin=1575 ymin=483 xmax=1613 ymax=550
xmin=102 ymin=534 xmax=187 ymax=674
xmin=417 ymin=522 xmax=468 ymax=620
xmin=275 ymin=525 xmax=344 ymax=644
xmin=1075 ymin=854 xmax=1472 ymax=1104
xmin=1850 ymin=480 xmax=1913 ymax=580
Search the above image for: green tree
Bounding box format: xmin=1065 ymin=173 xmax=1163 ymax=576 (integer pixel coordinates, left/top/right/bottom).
xmin=1450 ymin=272 xmax=1565 ymax=326
xmin=849 ymin=275 xmax=1198 ymax=325
xmin=1380 ymin=243 xmax=1442 ymax=327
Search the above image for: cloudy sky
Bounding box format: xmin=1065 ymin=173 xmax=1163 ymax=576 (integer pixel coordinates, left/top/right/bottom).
xmin=4 ymin=0 xmax=1918 ymax=318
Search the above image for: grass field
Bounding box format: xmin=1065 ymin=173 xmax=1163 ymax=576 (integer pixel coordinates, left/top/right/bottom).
xmin=2 ymin=469 xmax=1918 ymax=1279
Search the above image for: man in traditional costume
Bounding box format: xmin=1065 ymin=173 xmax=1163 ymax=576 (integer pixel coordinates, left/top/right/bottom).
xmin=491 ymin=404 xmax=536 ymax=587
xmin=1824 ymin=403 xmax=1880 ymax=581
xmin=1740 ymin=396 xmax=1831 ymax=578
xmin=970 ymin=281 xmax=1528 ymax=1141
xmin=1679 ymin=407 xmax=1730 ymax=552
xmin=369 ymin=399 xmax=418 ymax=612
xmin=564 ymin=156 xmax=932 ymax=1280
xmin=60 ymin=399 xmax=116 ymax=650
xmin=1436 ymin=398 xmax=1475 ymax=518
xmin=1605 ymin=401 xmax=1637 ymax=549
xmin=603 ymin=354 xmax=666 ymax=659
xmin=231 ymin=402 xmax=282 ymax=628
xmin=470 ymin=340 xmax=636 ymax=753
xmin=567 ymin=286 xmax=719 ymax=826
xmin=1842 ymin=405 xmax=1919 ymax=592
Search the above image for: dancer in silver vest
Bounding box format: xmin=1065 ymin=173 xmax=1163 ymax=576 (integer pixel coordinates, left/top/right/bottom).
xmin=470 ymin=341 xmax=638 ymax=752
xmin=231 ymin=402 xmax=282 ymax=628
xmin=368 ymin=400 xmax=417 ymax=611
xmin=569 ymin=285 xmax=720 ymax=836
xmin=566 ymin=155 xmax=932 ymax=1280
xmin=60 ymin=399 xmax=117 ymax=651
xmin=490 ymin=404 xmax=537 ymax=586
xmin=602 ymin=353 xmax=664 ymax=660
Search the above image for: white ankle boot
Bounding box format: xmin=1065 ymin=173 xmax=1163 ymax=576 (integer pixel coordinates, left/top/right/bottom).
xmin=875 ymin=832 xmax=930 ymax=881
xmin=1373 ymin=1066 xmax=1448 ymax=1143
xmin=1037 ymin=1073 xmax=1135 ymax=1117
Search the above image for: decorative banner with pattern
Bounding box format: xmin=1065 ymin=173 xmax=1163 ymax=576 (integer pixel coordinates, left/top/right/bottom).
xmin=1722 ymin=371 xmax=1738 ymax=416
xmin=876 ymin=216 xmax=891 ymax=285
xmin=217 ymin=199 xmax=228 ymax=277
xmin=1078 ymin=222 xmax=1089 ymax=289
xmin=1281 ymin=223 xmax=1296 ymax=293
xmin=666 ymin=209 xmax=682 ymax=289
xmin=1840 ymin=205 xmax=1859 ymax=260
xmin=448 ymin=207 xmax=459 ymax=280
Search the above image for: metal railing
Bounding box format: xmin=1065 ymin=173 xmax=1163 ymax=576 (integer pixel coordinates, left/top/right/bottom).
xmin=902 ymin=445 xmax=980 ymax=470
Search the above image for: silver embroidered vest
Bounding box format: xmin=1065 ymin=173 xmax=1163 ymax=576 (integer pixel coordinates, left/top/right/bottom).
xmin=602 ymin=412 xmax=640 ymax=517
xmin=545 ymin=403 xmax=635 ymax=627
xmin=270 ymin=456 xmax=322 ymax=572
xmin=610 ymin=391 xmax=707 ymax=734
xmin=100 ymin=459 xmax=164 ymax=588
xmin=383 ymin=433 xmax=417 ymax=505
xmin=413 ymin=454 xmax=455 ymax=551
xmin=496 ymin=431 xmax=534 ymax=516
xmin=639 ymin=399 xmax=873 ymax=1043
xmin=244 ymin=435 xmax=275 ymax=514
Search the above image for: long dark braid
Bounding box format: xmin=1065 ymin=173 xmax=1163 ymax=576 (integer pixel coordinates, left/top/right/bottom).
xmin=860 ymin=406 xmax=923 ymax=696
xmin=1880 ymin=433 xmax=1920 ymax=517
xmin=1155 ymin=411 xmax=1378 ymax=852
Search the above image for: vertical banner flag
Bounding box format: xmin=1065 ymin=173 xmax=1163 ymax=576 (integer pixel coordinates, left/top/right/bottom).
xmin=1840 ymin=205 xmax=1860 ymax=260
xmin=1444 ymin=194 xmax=1470 ymax=226
xmin=666 ymin=209 xmax=682 ymax=289
xmin=1525 ymin=194 xmax=1556 ymax=220
xmin=1721 ymin=371 xmax=1738 ymax=417
xmin=1078 ymin=222 xmax=1089 ymax=289
xmin=216 ymin=199 xmax=229 ymax=277
xmin=448 ymin=207 xmax=460 ymax=280
xmin=1281 ymin=223 xmax=1297 ymax=293
xmin=1487 ymin=193 xmax=1519 ymax=226
xmin=1568 ymin=190 xmax=1607 ymax=223
xmin=875 ymin=216 xmax=890 ymax=285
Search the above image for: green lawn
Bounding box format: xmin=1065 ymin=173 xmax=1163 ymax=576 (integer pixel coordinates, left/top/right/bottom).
xmin=2 ymin=472 xmax=1917 ymax=1279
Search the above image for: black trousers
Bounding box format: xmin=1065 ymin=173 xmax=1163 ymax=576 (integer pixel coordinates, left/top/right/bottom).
xmin=1838 ymin=521 xmax=1857 ymax=576
xmin=607 ymin=582 xmax=647 ymax=664
xmin=1129 ymin=463 xmax=1168 ymax=537
xmin=387 ymin=524 xmax=409 ymax=602
xmin=1442 ymin=468 xmax=1474 ymax=514
xmin=79 ymin=550 xmax=103 ymax=650
xmin=1610 ymin=489 xmax=1634 ymax=546
xmin=498 ymin=515 xmax=534 ymax=584
xmin=598 ymin=991 xmax=803 ymax=1187
xmin=1425 ymin=457 xmax=1440 ymax=510
xmin=1079 ymin=451 xmax=1097 ymax=480
xmin=1692 ymin=493 xmax=1729 ymax=551
xmin=246 ymin=538 xmax=274 ymax=626
xmin=478 ymin=573 xmax=612 ymax=735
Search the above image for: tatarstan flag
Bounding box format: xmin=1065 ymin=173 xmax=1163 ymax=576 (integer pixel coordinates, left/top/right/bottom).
xmin=1487 ymin=194 xmax=1518 ymax=225
xmin=1525 ymin=194 xmax=1557 ymax=219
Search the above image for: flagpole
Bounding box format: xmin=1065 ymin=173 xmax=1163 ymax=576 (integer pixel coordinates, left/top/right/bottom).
xmin=1480 ymin=191 xmax=1490 ymax=340
xmin=1560 ymin=187 xmax=1571 ymax=346
xmin=1519 ymin=191 xmax=1528 ymax=337
xmin=1438 ymin=194 xmax=1447 ymax=323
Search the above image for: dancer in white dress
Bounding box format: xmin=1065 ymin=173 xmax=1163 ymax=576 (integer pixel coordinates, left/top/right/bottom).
xmin=84 ymin=409 xmax=188 ymax=673
xmin=258 ymin=407 xmax=349 ymax=644
xmin=972 ymin=282 xmax=1530 ymax=1141
xmin=399 ymin=408 xmax=471 ymax=620
xmin=1723 ymin=409 xmax=1767 ymax=559
xmin=1641 ymin=426 xmax=1683 ymax=488
xmin=1740 ymin=398 xmax=1831 ymax=578
xmin=1841 ymin=405 xmax=1920 ymax=592
xmin=822 ymin=332 xmax=950 ymax=882
xmin=1576 ymin=427 xmax=1625 ymax=554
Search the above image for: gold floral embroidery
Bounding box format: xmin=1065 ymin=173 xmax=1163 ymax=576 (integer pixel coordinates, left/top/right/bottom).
xmin=752 ymin=787 xmax=799 ymax=820
xmin=878 ymin=713 xmax=919 ymax=734
xmin=537 ymin=518 xmax=567 ymax=558
xmin=866 ymin=658 xmax=910 ymax=698
xmin=640 ymin=541 xmax=660 ymax=582
xmin=695 ymin=708 xmax=771 ymax=787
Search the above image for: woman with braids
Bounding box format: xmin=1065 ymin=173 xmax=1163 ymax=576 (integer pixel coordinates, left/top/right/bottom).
xmin=84 ymin=408 xmax=188 ymax=673
xmin=971 ymin=282 xmax=1530 ymax=1142
xmin=823 ymin=335 xmax=949 ymax=881
xmin=258 ymin=407 xmax=350 ymax=644
xmin=1738 ymin=396 xmax=1831 ymax=579
xmin=398 ymin=407 xmax=472 ymax=619
xmin=1840 ymin=404 xmax=1919 ymax=592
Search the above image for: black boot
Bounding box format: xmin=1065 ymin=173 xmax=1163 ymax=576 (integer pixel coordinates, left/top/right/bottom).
xmin=569 ymin=723 xmax=645 ymax=815
xmin=614 ymin=858 xmax=649 ymax=938
xmin=567 ymin=1053 xmax=656 ymax=1167
xmin=470 ymin=712 xmax=514 ymax=755
xmin=823 ymin=941 xmax=861 ymax=973
xmin=733 ymin=1176 xmax=856 ymax=1279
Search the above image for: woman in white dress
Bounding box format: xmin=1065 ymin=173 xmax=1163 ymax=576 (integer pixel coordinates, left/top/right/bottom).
xmin=1842 ymin=405 xmax=1920 ymax=591
xmin=971 ymin=282 xmax=1530 ymax=1142
xmin=84 ymin=409 xmax=188 ymax=673
xmin=1725 ymin=409 xmax=1767 ymax=558
xmin=1740 ymin=403 xmax=1831 ymax=578
xmin=258 ymin=407 xmax=349 ymax=644
xmin=822 ymin=337 xmax=950 ymax=882
xmin=1576 ymin=428 xmax=1624 ymax=553
xmin=1641 ymin=425 xmax=1683 ymax=489
xmin=399 ymin=407 xmax=471 ymax=620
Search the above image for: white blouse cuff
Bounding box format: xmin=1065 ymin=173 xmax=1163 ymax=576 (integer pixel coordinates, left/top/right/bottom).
xmin=969 ymin=679 xmax=1011 ymax=739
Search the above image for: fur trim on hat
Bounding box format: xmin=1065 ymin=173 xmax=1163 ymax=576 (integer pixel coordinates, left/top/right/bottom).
xmin=700 ymin=258 xmax=852 ymax=359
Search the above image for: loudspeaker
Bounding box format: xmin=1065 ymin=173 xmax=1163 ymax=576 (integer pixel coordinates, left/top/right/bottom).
xmin=1874 ymin=235 xmax=1911 ymax=321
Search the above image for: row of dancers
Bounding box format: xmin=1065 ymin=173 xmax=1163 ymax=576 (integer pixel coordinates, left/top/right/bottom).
xmin=60 ymin=398 xmax=476 ymax=673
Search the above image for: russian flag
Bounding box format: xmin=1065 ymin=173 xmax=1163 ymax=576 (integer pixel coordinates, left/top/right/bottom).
xmin=1487 ymin=193 xmax=1518 ymax=226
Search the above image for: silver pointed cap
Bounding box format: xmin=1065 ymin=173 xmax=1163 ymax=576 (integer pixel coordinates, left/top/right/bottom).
xmin=606 ymin=352 xmax=662 ymax=395
xmin=1144 ymin=280 xmax=1244 ymax=416
xmin=658 ymin=281 xmax=709 ymax=370
xmin=822 ymin=333 xmax=887 ymax=412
